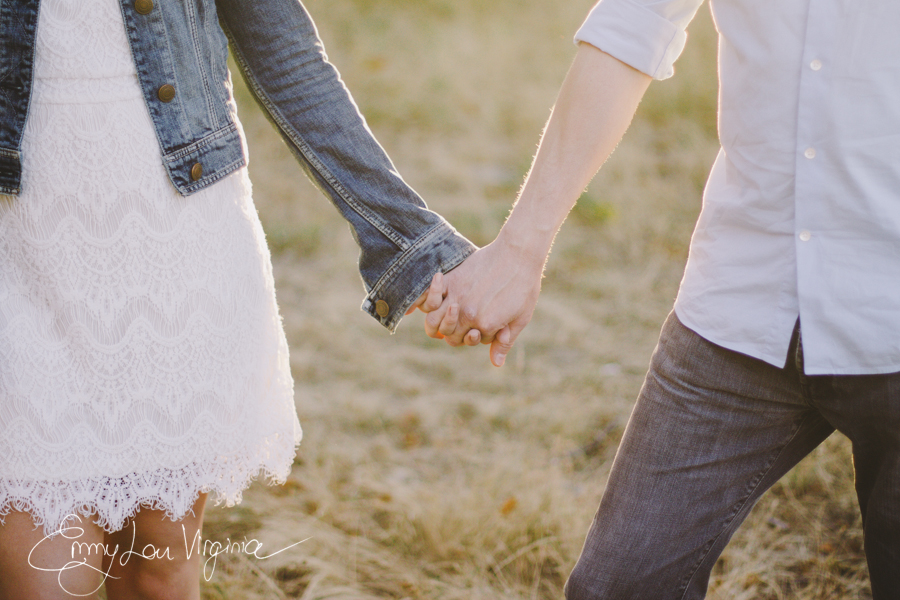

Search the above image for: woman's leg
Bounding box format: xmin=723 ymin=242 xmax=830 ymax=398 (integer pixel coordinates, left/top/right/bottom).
xmin=103 ymin=493 xmax=208 ymax=600
xmin=0 ymin=511 xmax=107 ymax=600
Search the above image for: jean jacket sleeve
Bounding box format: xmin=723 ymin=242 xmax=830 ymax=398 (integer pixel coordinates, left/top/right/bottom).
xmin=214 ymin=0 xmax=476 ymax=331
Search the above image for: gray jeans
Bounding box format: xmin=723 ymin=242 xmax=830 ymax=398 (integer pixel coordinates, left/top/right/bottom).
xmin=565 ymin=312 xmax=899 ymax=599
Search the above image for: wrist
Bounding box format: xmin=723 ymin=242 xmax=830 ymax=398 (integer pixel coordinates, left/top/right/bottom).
xmin=496 ymin=216 xmax=555 ymax=270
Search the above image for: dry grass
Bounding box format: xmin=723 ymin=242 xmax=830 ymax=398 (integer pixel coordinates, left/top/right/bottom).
xmin=200 ymin=1 xmax=871 ymax=598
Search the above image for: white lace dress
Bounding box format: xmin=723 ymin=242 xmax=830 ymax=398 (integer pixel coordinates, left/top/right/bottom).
xmin=0 ymin=0 xmax=301 ymax=535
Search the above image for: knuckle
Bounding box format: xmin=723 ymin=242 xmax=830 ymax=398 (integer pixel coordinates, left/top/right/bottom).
xmin=482 ymin=321 xmax=501 ymax=335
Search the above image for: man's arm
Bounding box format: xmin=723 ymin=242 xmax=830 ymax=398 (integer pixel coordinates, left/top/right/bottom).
xmin=423 ymin=43 xmax=652 ymax=366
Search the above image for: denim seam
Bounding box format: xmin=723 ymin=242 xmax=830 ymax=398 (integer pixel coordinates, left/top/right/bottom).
xmin=179 ymin=155 xmax=244 ymax=194
xmin=159 ymin=122 xmax=245 ymax=194
xmin=161 ymin=121 xmax=237 ymax=161
xmin=675 ymin=412 xmax=811 ymax=599
xmin=3 ymin=2 xmax=38 ymax=198
xmin=366 ymin=223 xmax=446 ymax=294
xmin=364 ymin=225 xmax=475 ymax=331
xmin=221 ymin=29 xmax=409 ymax=251
xmin=187 ymin=4 xmax=217 ymax=129
xmin=119 ymin=0 xmax=193 ymax=148
xmin=276 ymin=113 xmax=407 ymax=248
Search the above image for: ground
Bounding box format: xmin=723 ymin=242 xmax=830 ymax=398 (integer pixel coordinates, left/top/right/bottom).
xmin=196 ymin=1 xmax=871 ymax=598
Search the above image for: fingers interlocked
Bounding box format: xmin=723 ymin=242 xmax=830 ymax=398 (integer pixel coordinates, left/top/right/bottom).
xmin=417 ymin=268 xmax=523 ymax=367
xmin=421 ymin=273 xmax=485 ymax=346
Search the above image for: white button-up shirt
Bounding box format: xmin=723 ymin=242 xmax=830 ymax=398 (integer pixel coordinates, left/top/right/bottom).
xmin=576 ymin=0 xmax=900 ymax=375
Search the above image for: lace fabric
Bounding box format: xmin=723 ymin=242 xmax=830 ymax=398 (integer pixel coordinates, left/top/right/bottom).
xmin=0 ymin=0 xmax=301 ymax=535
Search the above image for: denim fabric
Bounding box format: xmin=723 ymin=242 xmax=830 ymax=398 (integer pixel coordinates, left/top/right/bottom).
xmin=565 ymin=313 xmax=900 ymax=599
xmin=0 ymin=0 xmax=475 ymax=329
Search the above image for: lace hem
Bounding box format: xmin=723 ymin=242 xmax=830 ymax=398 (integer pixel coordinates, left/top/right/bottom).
xmin=0 ymin=428 xmax=302 ymax=537
xmin=1 ymin=0 xmax=303 ymax=539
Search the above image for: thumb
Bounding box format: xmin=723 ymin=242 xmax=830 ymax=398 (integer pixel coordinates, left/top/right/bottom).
xmin=490 ymin=326 xmax=514 ymax=367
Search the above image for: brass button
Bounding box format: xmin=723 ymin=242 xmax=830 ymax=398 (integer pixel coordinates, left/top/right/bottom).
xmin=375 ymin=300 xmax=390 ymax=318
xmin=134 ymin=0 xmax=154 ymax=15
xmin=190 ymin=163 xmax=203 ymax=181
xmin=157 ymin=84 xmax=176 ymax=103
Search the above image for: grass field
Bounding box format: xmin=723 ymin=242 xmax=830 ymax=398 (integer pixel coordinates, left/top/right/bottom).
xmin=199 ymin=1 xmax=872 ymax=598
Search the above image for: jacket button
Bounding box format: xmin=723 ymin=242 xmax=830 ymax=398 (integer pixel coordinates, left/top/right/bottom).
xmin=134 ymin=0 xmax=154 ymax=14
xmin=157 ymin=84 xmax=176 ymax=103
xmin=190 ymin=163 xmax=203 ymax=181
xmin=375 ymin=300 xmax=390 ymax=318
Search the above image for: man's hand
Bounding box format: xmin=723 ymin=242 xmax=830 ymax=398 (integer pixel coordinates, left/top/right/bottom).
xmin=419 ymin=234 xmax=545 ymax=367
xmin=412 ymin=45 xmax=650 ymax=367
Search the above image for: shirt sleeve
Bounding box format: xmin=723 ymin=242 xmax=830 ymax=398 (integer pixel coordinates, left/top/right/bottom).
xmin=574 ymin=0 xmax=706 ymax=80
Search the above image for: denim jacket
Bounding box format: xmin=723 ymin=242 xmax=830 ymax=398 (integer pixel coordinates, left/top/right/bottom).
xmin=0 ymin=0 xmax=474 ymax=330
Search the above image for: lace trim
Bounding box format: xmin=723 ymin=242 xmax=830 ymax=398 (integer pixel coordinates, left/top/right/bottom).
xmin=0 ymin=427 xmax=302 ymax=537
xmin=0 ymin=0 xmax=302 ymax=538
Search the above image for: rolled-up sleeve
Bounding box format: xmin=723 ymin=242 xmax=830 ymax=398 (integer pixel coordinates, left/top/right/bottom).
xmin=574 ymin=0 xmax=706 ymax=80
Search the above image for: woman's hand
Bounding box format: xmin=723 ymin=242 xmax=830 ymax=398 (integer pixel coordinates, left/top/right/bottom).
xmin=406 ymin=272 xmax=446 ymax=317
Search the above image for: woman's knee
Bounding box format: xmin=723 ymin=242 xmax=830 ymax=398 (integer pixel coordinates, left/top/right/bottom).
xmin=0 ymin=512 xmax=105 ymax=600
xmin=124 ymin=559 xmax=199 ymax=600
xmin=104 ymin=497 xmax=207 ymax=600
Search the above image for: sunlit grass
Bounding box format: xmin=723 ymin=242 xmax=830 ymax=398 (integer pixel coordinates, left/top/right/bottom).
xmin=207 ymin=2 xmax=871 ymax=598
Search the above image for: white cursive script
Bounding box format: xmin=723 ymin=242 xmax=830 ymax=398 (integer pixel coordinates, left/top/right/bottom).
xmin=29 ymin=514 xmax=310 ymax=593
xmin=183 ymin=525 xmax=310 ymax=580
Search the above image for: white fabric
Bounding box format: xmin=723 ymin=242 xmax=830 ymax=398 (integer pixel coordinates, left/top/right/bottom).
xmin=575 ymin=0 xmax=699 ymax=80
xmin=577 ymin=0 xmax=900 ymax=374
xmin=0 ymin=0 xmax=301 ymax=535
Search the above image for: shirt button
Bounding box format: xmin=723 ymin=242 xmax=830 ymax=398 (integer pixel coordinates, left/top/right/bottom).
xmin=375 ymin=299 xmax=390 ymax=318
xmin=157 ymin=84 xmax=176 ymax=103
xmin=190 ymin=163 xmax=203 ymax=181
xmin=810 ymin=59 xmax=822 ymax=71
xmin=804 ymin=147 xmax=816 ymax=159
xmin=799 ymin=230 xmax=812 ymax=242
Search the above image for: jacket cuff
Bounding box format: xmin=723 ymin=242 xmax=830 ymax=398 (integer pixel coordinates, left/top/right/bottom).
xmin=362 ymin=223 xmax=476 ymax=332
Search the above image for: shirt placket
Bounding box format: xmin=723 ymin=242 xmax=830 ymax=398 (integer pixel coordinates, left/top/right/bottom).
xmin=792 ymin=0 xmax=838 ymax=370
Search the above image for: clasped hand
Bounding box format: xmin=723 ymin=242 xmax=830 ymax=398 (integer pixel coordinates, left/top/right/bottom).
xmin=407 ymin=234 xmax=544 ymax=367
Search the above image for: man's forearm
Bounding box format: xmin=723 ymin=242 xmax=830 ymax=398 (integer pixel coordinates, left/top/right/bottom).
xmin=421 ymin=43 xmax=653 ymax=362
xmin=498 ymin=43 xmax=652 ymax=262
